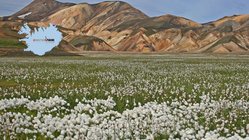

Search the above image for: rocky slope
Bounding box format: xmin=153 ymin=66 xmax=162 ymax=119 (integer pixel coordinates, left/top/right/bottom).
xmin=1 ymin=0 xmax=249 ymax=55
xmin=10 ymin=0 xmax=75 ymax=21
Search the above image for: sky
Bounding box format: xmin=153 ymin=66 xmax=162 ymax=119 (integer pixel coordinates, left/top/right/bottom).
xmin=1 ymin=0 xmax=249 ymax=23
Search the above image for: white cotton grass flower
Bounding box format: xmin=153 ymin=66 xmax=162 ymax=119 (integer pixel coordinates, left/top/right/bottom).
xmin=0 ymin=56 xmax=249 ymax=139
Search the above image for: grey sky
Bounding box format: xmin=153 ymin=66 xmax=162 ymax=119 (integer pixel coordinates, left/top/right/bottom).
xmin=1 ymin=0 xmax=249 ymax=23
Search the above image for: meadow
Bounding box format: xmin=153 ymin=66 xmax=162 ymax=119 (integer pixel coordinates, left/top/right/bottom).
xmin=0 ymin=54 xmax=248 ymax=140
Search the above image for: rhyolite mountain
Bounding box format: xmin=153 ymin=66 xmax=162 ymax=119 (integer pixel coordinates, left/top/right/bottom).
xmin=1 ymin=0 xmax=249 ymax=55
xmin=11 ymin=0 xmax=75 ymax=21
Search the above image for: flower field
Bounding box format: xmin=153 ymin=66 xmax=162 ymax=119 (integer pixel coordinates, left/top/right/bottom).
xmin=0 ymin=54 xmax=248 ymax=140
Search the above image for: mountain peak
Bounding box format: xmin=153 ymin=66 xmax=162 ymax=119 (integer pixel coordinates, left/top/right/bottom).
xmin=33 ymin=0 xmax=55 ymax=1
xmin=207 ymin=14 xmax=249 ymax=27
xmin=11 ymin=0 xmax=75 ymax=21
xmin=31 ymin=0 xmax=60 ymax=5
xmin=45 ymin=0 xmax=147 ymax=30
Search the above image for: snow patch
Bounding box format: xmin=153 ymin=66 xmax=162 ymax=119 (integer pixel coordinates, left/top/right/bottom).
xmin=18 ymin=12 xmax=32 ymax=19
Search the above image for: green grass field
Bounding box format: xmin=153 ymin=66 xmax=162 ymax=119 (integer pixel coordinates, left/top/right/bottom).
xmin=0 ymin=38 xmax=26 ymax=48
xmin=0 ymin=54 xmax=248 ymax=139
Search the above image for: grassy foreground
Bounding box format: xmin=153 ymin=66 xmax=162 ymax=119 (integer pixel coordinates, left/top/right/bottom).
xmin=0 ymin=54 xmax=248 ymax=139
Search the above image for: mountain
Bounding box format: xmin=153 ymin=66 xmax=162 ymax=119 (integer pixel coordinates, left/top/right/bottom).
xmin=208 ymin=14 xmax=249 ymax=27
xmin=46 ymin=1 xmax=148 ymax=31
xmin=10 ymin=0 xmax=75 ymax=21
xmin=0 ymin=0 xmax=249 ymax=55
xmin=104 ymin=14 xmax=201 ymax=52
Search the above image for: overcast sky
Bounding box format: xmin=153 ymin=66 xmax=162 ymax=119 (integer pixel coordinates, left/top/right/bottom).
xmin=1 ymin=0 xmax=249 ymax=23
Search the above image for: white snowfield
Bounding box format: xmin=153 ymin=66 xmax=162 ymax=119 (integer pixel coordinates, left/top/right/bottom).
xmin=17 ymin=12 xmax=32 ymax=19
